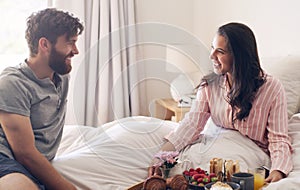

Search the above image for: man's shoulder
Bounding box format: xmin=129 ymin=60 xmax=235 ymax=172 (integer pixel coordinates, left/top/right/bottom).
xmin=0 ymin=67 xmax=32 ymax=90
xmin=0 ymin=64 xmax=26 ymax=79
xmin=0 ymin=67 xmax=25 ymax=85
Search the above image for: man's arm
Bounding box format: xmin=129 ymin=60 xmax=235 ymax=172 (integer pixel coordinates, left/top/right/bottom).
xmin=0 ymin=111 xmax=76 ymax=190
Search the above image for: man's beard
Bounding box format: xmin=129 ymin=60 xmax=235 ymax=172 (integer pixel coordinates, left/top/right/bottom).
xmin=49 ymin=47 xmax=73 ymax=75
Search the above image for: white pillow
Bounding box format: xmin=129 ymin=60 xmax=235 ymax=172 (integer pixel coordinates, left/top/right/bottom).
xmin=261 ymin=55 xmax=300 ymax=118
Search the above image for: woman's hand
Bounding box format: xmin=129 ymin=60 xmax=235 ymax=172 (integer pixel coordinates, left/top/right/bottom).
xmin=148 ymin=165 xmax=161 ymax=177
xmin=148 ymin=158 xmax=162 ymax=177
xmin=148 ymin=141 xmax=176 ymax=177
xmin=265 ymin=170 xmax=285 ymax=183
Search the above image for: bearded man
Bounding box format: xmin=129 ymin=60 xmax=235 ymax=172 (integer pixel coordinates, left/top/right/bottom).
xmin=0 ymin=8 xmax=84 ymax=190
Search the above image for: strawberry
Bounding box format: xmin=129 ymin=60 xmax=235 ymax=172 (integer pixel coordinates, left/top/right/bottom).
xmin=211 ymin=177 xmax=218 ymax=182
xmin=192 ymin=174 xmax=203 ymax=180
xmin=189 ymin=168 xmax=195 ymax=172
xmin=191 ymin=181 xmax=198 ymax=186
xmin=190 ymin=171 xmax=198 ymax=176
xmin=196 ymin=167 xmax=202 ymax=173
xmin=209 ymin=173 xmax=217 ymax=178
xmin=202 ymin=177 xmax=210 ymax=184
xmin=183 ymin=170 xmax=189 ymax=176
xmin=197 ymin=177 xmax=203 ymax=183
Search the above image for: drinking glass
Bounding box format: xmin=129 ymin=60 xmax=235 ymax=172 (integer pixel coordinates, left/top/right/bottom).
xmin=248 ymin=167 xmax=265 ymax=190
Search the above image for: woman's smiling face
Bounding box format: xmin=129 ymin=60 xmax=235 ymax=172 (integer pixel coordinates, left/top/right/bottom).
xmin=210 ymin=34 xmax=234 ymax=76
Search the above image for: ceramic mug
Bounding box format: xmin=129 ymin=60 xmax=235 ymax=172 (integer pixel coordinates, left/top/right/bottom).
xmin=231 ymin=172 xmax=254 ymax=190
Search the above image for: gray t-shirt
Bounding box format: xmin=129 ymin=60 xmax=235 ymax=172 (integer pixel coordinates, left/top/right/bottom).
xmin=0 ymin=62 xmax=69 ymax=160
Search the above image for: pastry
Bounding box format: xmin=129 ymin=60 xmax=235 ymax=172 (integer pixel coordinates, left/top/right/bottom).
xmin=225 ymin=160 xmax=240 ymax=181
xmin=166 ymin=174 xmax=188 ymax=190
xmin=142 ymin=175 xmax=166 ymax=190
xmin=210 ymin=181 xmax=233 ymax=190
xmin=210 ymin=158 xmax=223 ymax=179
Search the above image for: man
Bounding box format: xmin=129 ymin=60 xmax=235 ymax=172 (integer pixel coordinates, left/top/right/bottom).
xmin=0 ymin=8 xmax=84 ymax=190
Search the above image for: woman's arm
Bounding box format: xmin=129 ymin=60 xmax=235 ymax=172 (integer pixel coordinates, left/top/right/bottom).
xmin=265 ymin=84 xmax=293 ymax=182
xmin=165 ymin=87 xmax=211 ymax=151
xmin=148 ymin=87 xmax=211 ymax=177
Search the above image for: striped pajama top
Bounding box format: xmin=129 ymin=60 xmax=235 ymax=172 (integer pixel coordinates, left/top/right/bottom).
xmin=165 ymin=74 xmax=293 ymax=175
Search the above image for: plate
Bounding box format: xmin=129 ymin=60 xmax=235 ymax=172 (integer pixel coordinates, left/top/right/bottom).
xmin=204 ymin=182 xmax=240 ymax=190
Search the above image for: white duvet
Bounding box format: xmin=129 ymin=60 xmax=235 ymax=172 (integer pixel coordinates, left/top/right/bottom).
xmin=52 ymin=114 xmax=300 ymax=190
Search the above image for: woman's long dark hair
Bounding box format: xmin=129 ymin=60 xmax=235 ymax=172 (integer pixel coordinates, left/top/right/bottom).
xmin=201 ymin=23 xmax=266 ymax=121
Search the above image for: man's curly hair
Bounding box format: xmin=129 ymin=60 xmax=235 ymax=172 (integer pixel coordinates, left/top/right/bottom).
xmin=25 ymin=8 xmax=84 ymax=56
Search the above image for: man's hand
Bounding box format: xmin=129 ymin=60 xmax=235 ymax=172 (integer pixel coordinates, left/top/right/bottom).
xmin=265 ymin=170 xmax=285 ymax=183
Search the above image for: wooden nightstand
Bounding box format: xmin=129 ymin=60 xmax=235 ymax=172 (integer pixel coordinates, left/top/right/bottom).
xmin=155 ymin=98 xmax=190 ymax=122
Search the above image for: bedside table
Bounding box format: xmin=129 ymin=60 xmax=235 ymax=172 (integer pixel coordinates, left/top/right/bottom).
xmin=155 ymin=98 xmax=191 ymax=122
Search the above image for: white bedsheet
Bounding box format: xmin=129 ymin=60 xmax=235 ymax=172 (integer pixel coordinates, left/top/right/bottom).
xmin=168 ymin=118 xmax=271 ymax=176
xmin=53 ymin=117 xmax=177 ymax=190
xmin=263 ymin=113 xmax=300 ymax=190
xmin=52 ymin=114 xmax=300 ymax=190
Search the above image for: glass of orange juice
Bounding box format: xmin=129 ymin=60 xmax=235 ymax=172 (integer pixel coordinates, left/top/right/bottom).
xmin=248 ymin=167 xmax=265 ymax=190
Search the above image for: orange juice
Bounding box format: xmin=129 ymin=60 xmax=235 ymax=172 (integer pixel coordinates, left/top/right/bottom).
xmin=254 ymin=173 xmax=265 ymax=190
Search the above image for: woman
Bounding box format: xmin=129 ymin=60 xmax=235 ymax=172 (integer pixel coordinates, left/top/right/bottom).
xmin=149 ymin=22 xmax=292 ymax=183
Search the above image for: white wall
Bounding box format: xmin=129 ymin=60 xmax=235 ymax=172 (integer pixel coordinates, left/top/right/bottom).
xmin=136 ymin=0 xmax=300 ymax=62
xmin=135 ymin=0 xmax=300 ymax=116
xmin=193 ymin=0 xmax=300 ymax=57
xmin=135 ymin=0 xmax=195 ymax=115
xmin=135 ymin=0 xmax=195 ymax=60
xmin=135 ymin=0 xmax=194 ymax=32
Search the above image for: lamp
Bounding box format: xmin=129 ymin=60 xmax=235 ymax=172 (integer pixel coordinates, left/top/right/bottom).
xmin=165 ymin=44 xmax=205 ymax=107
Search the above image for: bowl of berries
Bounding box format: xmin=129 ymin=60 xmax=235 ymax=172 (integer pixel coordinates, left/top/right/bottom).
xmin=183 ymin=168 xmax=219 ymax=190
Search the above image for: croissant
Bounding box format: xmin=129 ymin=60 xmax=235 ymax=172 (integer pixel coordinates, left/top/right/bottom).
xmin=142 ymin=175 xmax=166 ymax=190
xmin=166 ymin=175 xmax=188 ymax=190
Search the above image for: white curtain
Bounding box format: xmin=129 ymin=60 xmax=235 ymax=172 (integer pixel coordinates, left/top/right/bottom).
xmin=51 ymin=0 xmax=142 ymax=126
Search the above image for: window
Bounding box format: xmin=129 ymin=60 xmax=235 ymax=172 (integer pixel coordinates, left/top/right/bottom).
xmin=0 ymin=0 xmax=47 ymax=72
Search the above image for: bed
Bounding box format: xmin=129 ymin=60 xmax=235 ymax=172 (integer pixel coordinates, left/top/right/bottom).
xmin=52 ymin=55 xmax=300 ymax=190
